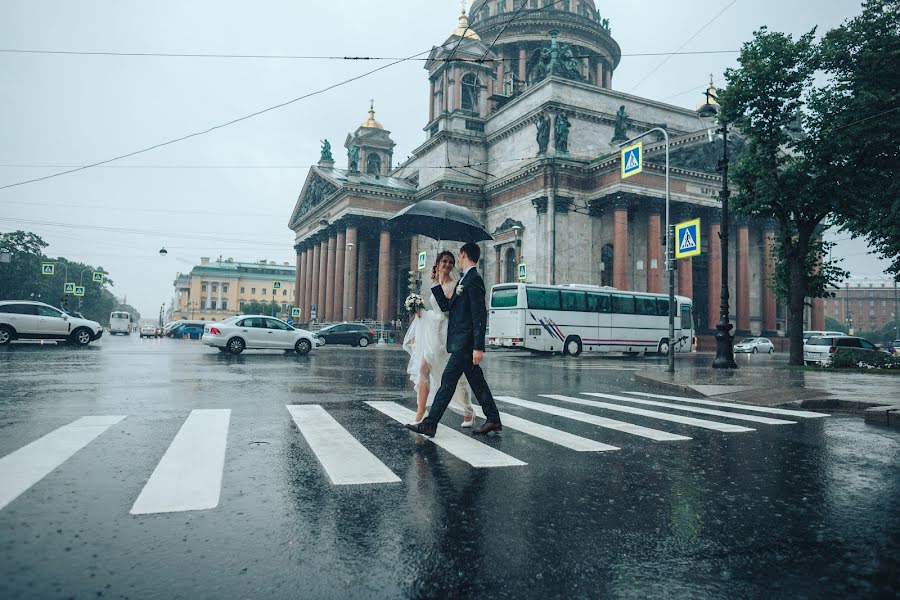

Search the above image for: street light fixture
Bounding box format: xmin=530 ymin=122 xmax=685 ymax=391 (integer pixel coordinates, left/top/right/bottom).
xmin=159 ymin=247 xmax=168 ymax=256
xmin=511 ymin=224 xmax=522 ymax=262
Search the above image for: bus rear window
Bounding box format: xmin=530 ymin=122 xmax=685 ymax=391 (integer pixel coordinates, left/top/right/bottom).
xmin=491 ymin=288 xmax=519 ymax=308
xmin=526 ymin=288 xmax=561 ymax=311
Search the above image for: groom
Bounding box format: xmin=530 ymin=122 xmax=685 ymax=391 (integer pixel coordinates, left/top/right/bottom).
xmin=406 ymin=242 xmax=502 ymax=437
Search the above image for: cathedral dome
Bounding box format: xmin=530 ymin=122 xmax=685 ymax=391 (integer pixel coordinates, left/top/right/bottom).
xmin=450 ymin=11 xmax=481 ymax=40
xmin=360 ymin=102 xmax=383 ymax=130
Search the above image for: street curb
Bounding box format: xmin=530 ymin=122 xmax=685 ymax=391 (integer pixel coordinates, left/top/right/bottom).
xmin=632 ymin=373 xmax=707 ymax=398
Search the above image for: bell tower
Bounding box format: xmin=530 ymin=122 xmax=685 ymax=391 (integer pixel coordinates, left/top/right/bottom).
xmin=344 ymin=101 xmax=395 ymax=176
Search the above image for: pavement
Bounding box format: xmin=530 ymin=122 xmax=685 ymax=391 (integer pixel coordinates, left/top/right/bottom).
xmin=1 ymin=337 xmax=898 ymax=599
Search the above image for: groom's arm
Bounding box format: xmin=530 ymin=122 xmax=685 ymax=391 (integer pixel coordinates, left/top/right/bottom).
xmin=467 ymin=276 xmax=487 ymax=352
xmin=431 ymin=284 xmax=450 ymax=313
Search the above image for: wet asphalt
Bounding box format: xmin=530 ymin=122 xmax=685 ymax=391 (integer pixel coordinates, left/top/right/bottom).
xmin=0 ymin=335 xmax=898 ymax=599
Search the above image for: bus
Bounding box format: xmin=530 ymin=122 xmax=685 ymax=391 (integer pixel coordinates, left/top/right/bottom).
xmin=109 ymin=311 xmax=133 ymax=335
xmin=488 ymin=283 xmax=694 ymax=357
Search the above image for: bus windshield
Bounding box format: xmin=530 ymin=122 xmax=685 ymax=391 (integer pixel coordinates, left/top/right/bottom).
xmin=491 ymin=287 xmax=520 ymax=308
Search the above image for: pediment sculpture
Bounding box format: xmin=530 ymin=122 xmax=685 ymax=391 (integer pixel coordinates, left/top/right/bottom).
xmin=297 ymin=176 xmax=338 ymax=218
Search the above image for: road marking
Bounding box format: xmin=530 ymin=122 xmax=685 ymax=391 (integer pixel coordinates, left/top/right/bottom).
xmin=542 ymin=395 xmax=754 ymax=433
xmin=0 ymin=416 xmax=126 ymax=512
xmin=624 ymin=392 xmax=830 ymax=418
xmin=130 ymin=409 xmax=230 ymax=515
xmin=464 ymin=406 xmax=619 ymax=452
xmin=365 ymin=402 xmax=527 ymax=468
xmin=495 ymin=396 xmax=691 ymax=442
xmin=582 ymin=393 xmax=797 ymax=425
xmin=287 ymin=405 xmax=401 ymax=485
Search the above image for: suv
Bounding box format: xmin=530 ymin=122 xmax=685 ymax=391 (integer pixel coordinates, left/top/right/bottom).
xmin=803 ymin=335 xmax=885 ymax=365
xmin=802 ymin=330 xmax=847 ymax=343
xmin=0 ymin=301 xmax=104 ymax=346
xmin=316 ymin=323 xmax=376 ymax=347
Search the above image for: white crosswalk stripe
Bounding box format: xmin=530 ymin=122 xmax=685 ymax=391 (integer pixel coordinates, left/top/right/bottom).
xmin=495 ymin=396 xmax=691 ymax=442
xmin=0 ymin=416 xmax=126 ymax=511
xmin=542 ymin=395 xmax=755 ymax=433
xmin=130 ymin=409 xmax=231 ymax=515
xmin=624 ymin=392 xmax=830 ymax=418
xmin=582 ymin=393 xmax=797 ymax=425
xmin=464 ymin=406 xmax=619 ymax=452
xmin=366 ymin=402 xmax=527 ymax=468
xmin=287 ymin=405 xmax=401 ymax=485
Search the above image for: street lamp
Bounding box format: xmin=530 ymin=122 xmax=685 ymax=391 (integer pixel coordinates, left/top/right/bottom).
xmin=511 ymin=224 xmax=522 ymax=262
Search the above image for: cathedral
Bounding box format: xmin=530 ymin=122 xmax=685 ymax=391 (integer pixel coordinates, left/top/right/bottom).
xmin=287 ymin=0 xmax=825 ymax=344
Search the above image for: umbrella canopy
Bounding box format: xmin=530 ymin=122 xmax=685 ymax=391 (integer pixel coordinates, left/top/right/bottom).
xmin=388 ymin=200 xmax=492 ymax=242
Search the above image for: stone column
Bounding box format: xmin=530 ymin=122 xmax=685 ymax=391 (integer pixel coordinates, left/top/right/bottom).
xmin=495 ymin=246 xmax=502 ymax=284
xmin=736 ymin=221 xmax=751 ymax=333
xmin=357 ymin=237 xmax=369 ymax=320
xmin=377 ymin=226 xmax=392 ymax=323
xmin=303 ymin=247 xmax=313 ymax=322
xmin=613 ymin=203 xmax=629 ymax=291
xmin=442 ymin=70 xmax=449 ymax=113
xmin=294 ymin=251 xmax=302 ymax=310
xmin=310 ymin=243 xmax=321 ymax=321
xmin=811 ymin=298 xmax=825 ymax=331
xmin=708 ymin=222 xmax=722 ymax=330
xmin=647 ymin=209 xmax=662 ymax=294
xmin=317 ymin=238 xmax=328 ymax=321
xmin=497 ymin=51 xmax=505 ymax=93
xmin=518 ymin=47 xmax=527 ymax=85
xmin=344 ymin=226 xmax=358 ymax=321
xmin=453 ymin=67 xmax=462 ymax=111
xmin=429 ymin=80 xmax=435 ymax=122
xmin=334 ymin=229 xmax=346 ymax=322
xmin=325 ymin=234 xmax=336 ymax=321
xmin=763 ymin=227 xmax=777 ymax=334
xmin=217 ymin=282 xmax=222 ymax=312
xmin=596 ymin=62 xmax=604 ymax=88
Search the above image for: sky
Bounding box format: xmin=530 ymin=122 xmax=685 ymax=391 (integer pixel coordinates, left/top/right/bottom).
xmin=1 ymin=0 xmax=891 ymax=318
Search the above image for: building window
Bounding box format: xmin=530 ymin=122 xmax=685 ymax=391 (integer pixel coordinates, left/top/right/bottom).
xmin=601 ymin=243 xmax=614 ymax=287
xmin=240 ymin=287 xmax=245 ymax=294
xmin=239 ymin=301 xmax=244 ymax=310
xmin=262 ymin=289 xmax=267 ymax=295
xmin=461 ymin=73 xmax=479 ymax=113
xmin=201 ymin=284 xmax=207 ymax=292
xmin=251 ymin=287 xmax=256 ymax=294
xmin=212 ymin=284 xmax=218 ymax=292
xmin=505 ymin=248 xmax=517 ymax=283
xmin=211 ymin=300 xmax=218 ymax=310
xmin=223 ymin=284 xmax=229 ymax=293
xmin=366 ymin=153 xmax=382 ymax=175
xmin=222 ymin=300 xmax=228 ymax=311
xmin=282 ymin=290 xmax=287 ymax=296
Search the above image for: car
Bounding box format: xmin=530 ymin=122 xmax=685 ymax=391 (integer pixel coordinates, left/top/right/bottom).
xmin=887 ymin=340 xmax=900 ymax=355
xmin=802 ymin=330 xmax=847 ymax=343
xmin=139 ymin=325 xmax=160 ymax=338
xmin=315 ymin=323 xmax=377 ymax=347
xmin=803 ymin=335 xmax=888 ymax=365
xmin=734 ymin=337 xmax=775 ymax=354
xmin=0 ymin=300 xmax=104 ymax=346
xmin=167 ymin=321 xmax=208 ymax=338
xmin=201 ymin=315 xmax=320 ymax=355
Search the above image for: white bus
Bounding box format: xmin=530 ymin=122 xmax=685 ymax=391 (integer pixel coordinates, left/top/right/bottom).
xmin=109 ymin=311 xmax=133 ymax=335
xmin=488 ymin=283 xmax=694 ymax=357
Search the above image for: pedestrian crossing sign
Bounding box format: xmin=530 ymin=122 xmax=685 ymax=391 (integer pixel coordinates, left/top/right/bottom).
xmin=291 ymin=308 xmax=301 ymax=318
xmin=273 ymin=281 xmax=282 ymax=290
xmin=64 ymin=282 xmax=75 ymax=294
xmin=675 ymin=219 xmax=701 ymax=259
xmin=74 ymin=286 xmax=85 ymax=297
xmin=417 ymin=251 xmax=427 ymax=271
xmin=621 ymin=142 xmax=643 ymax=179
xmin=92 ymin=271 xmax=104 ymax=283
xmin=41 ymin=263 xmax=55 ymax=275
xmin=518 ymin=262 xmax=527 ymax=281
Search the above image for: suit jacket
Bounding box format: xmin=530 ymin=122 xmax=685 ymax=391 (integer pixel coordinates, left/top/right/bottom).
xmin=431 ymin=267 xmax=487 ymax=353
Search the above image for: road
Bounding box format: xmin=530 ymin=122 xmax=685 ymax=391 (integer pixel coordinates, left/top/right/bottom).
xmin=1 ymin=335 xmax=898 ymax=599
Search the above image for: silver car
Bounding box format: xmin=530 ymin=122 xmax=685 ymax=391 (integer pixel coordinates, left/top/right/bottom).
xmin=201 ymin=315 xmax=320 ymax=355
xmin=803 ymin=335 xmax=885 ymax=365
xmin=733 ymin=337 xmax=775 ymax=354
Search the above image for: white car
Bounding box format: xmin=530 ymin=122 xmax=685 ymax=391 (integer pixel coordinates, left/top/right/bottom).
xmin=0 ymin=301 xmax=104 ymax=346
xmin=139 ymin=325 xmax=160 ymax=338
xmin=733 ymin=337 xmax=775 ymax=354
xmin=201 ymin=315 xmax=320 ymax=355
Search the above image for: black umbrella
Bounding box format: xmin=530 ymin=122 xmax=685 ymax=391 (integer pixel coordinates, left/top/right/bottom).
xmin=388 ymin=200 xmax=492 ymax=242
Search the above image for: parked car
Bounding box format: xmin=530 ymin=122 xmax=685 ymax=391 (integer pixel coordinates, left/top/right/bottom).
xmin=887 ymin=340 xmax=900 ymax=355
xmin=802 ymin=330 xmax=847 ymax=343
xmin=803 ymin=335 xmax=888 ymax=365
xmin=167 ymin=321 xmax=207 ymax=338
xmin=139 ymin=324 xmax=160 ymax=338
xmin=316 ymin=323 xmax=377 ymax=347
xmin=734 ymin=337 xmax=775 ymax=354
xmin=0 ymin=300 xmax=104 ymax=346
xmin=201 ymin=315 xmax=320 ymax=355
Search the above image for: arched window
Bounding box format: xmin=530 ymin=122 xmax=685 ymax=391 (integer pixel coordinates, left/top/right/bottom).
xmin=505 ymin=248 xmax=518 ymax=283
xmin=461 ymin=73 xmax=479 ymax=113
xmin=601 ymin=243 xmax=614 ymax=287
xmin=366 ymin=152 xmax=382 ymax=175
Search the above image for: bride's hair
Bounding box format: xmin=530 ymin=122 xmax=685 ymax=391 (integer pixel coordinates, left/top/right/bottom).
xmin=435 ymin=250 xmax=455 ymax=268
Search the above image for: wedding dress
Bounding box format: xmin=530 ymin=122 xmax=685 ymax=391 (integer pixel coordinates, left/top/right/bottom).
xmin=403 ymin=281 xmax=474 ymax=414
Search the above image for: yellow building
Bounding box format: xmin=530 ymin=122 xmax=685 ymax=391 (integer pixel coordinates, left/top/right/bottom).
xmin=172 ymin=257 xmax=297 ymax=322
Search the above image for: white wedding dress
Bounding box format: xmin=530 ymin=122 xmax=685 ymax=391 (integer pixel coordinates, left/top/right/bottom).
xmin=403 ymin=280 xmax=474 ymax=415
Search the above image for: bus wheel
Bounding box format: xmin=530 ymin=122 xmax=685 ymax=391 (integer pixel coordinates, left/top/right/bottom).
xmin=657 ymin=339 xmax=670 ymax=356
xmin=563 ymin=336 xmax=582 ymax=357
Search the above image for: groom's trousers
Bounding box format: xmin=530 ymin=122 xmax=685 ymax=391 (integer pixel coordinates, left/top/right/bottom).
xmin=422 ymin=350 xmax=501 ymax=426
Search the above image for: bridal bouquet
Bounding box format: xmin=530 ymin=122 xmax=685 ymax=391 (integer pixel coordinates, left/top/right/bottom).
xmin=404 ymin=293 xmax=425 ymax=315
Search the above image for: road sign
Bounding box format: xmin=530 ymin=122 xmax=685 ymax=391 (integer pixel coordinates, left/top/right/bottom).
xmin=41 ymin=263 xmax=55 ymax=276
xmin=291 ymin=307 xmax=301 ymax=318
xmin=675 ymin=219 xmax=701 ymax=259
xmin=273 ymin=281 xmax=282 ymax=290
xmin=74 ymin=286 xmax=85 ymax=297
xmin=518 ymin=263 xmax=527 ymax=281
xmin=92 ymin=271 xmax=104 ymax=283
xmin=621 ymin=142 xmax=643 ymax=179
xmin=417 ymin=251 xmax=427 ymax=271
xmin=64 ymin=282 xmax=75 ymax=294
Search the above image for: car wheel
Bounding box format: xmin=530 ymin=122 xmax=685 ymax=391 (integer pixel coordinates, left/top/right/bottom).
xmin=295 ymin=338 xmax=312 ymax=356
xmin=657 ymin=339 xmax=670 ymax=357
xmin=0 ymin=325 xmax=14 ymax=346
xmin=226 ymin=337 xmax=245 ymax=355
xmin=70 ymin=328 xmax=92 ymax=346
xmin=563 ymin=336 xmax=582 ymax=357
xmin=358 ymin=337 xmax=369 ymax=348
xmin=752 ymin=347 xmax=758 ymax=354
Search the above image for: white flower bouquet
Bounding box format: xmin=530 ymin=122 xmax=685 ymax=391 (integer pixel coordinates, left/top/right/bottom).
xmin=404 ymin=293 xmax=425 ymax=315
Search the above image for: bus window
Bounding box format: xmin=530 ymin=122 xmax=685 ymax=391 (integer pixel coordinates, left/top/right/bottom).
xmin=635 ymin=296 xmax=658 ymax=316
xmin=526 ymin=288 xmax=561 ymax=311
xmin=657 ymin=298 xmax=670 ymax=317
xmin=611 ymin=294 xmax=635 ymax=314
xmin=587 ymin=293 xmax=611 ymax=313
xmin=561 ymin=291 xmax=587 ymax=312
xmin=680 ymin=305 xmax=693 ymax=331
xmin=491 ymin=287 xmax=520 ymax=308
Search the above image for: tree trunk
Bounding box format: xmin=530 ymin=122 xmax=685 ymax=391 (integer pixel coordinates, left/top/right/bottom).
xmin=787 ymin=257 xmax=807 ymax=366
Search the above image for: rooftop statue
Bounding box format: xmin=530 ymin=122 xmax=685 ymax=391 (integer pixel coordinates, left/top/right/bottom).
xmin=526 ymin=30 xmax=586 ymax=86
xmin=320 ymin=139 xmax=333 ymax=162
xmin=348 ymin=146 xmax=359 ymax=172
xmin=612 ymin=106 xmax=629 ymax=143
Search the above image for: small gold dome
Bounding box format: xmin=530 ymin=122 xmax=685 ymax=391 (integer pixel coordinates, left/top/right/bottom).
xmin=361 ymin=100 xmax=383 ymax=129
xmin=697 ymin=75 xmax=720 ymax=111
xmin=450 ymin=11 xmax=480 ymax=40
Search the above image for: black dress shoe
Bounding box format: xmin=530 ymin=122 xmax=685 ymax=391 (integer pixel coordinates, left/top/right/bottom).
xmin=472 ymin=421 xmax=502 ymax=435
xmin=405 ymin=422 xmax=436 ymax=438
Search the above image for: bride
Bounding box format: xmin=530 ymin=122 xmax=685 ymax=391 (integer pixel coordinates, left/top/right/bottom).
xmin=403 ymin=251 xmax=476 ymax=426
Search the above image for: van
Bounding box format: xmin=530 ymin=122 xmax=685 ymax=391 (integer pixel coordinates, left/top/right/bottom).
xmin=109 ymin=311 xmax=132 ymax=335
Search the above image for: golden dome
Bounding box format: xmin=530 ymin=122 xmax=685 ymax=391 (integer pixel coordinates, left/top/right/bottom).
xmin=697 ymin=75 xmax=720 ymax=111
xmin=450 ymin=11 xmax=480 ymax=40
xmin=361 ymin=100 xmax=383 ymax=129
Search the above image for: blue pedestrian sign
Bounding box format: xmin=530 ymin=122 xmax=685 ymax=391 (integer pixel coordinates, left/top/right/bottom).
xmin=518 ymin=262 xmax=527 ymax=281
xmin=675 ymin=219 xmax=701 ymax=259
xmin=92 ymin=271 xmax=104 ymax=283
xmin=41 ymin=263 xmax=55 ymax=276
xmin=291 ymin=307 xmax=301 ymax=318
xmin=64 ymin=282 xmax=75 ymax=294
xmin=621 ymin=142 xmax=643 ymax=179
xmin=273 ymin=281 xmax=282 ymax=290
xmin=417 ymin=251 xmax=427 ymax=271
xmin=74 ymin=286 xmax=85 ymax=297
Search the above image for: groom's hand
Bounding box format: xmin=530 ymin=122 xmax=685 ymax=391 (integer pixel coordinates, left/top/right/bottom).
xmin=472 ymin=350 xmax=484 ymax=366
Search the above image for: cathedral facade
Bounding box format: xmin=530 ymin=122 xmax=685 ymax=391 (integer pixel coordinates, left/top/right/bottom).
xmin=287 ymin=1 xmax=825 ymax=341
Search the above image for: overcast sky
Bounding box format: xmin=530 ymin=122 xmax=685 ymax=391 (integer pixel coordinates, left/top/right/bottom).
xmin=1 ymin=0 xmax=891 ymax=318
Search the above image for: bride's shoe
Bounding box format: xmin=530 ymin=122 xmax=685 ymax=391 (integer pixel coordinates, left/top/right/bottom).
xmin=461 ymin=411 xmax=476 ymax=428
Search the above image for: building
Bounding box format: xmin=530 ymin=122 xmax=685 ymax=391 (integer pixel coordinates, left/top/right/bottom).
xmin=287 ymin=1 xmax=825 ymax=340
xmin=172 ymin=257 xmax=296 ymax=321
xmin=824 ymin=281 xmax=900 ymax=335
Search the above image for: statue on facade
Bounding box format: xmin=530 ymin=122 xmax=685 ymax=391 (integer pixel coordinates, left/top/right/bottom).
xmin=536 ymin=115 xmax=551 ymax=155
xmin=348 ymin=145 xmax=359 ymax=172
xmin=612 ymin=105 xmax=629 ymax=142
xmin=320 ymin=139 xmax=333 ymax=161
xmin=526 ymin=30 xmax=585 ymax=85
xmin=554 ymin=113 xmax=571 ymax=153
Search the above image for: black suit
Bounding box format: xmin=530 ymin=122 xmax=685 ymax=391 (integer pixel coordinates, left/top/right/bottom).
xmin=421 ymin=268 xmax=501 ymax=427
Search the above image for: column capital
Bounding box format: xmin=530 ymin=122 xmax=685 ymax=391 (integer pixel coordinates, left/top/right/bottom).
xmin=531 ymin=196 xmax=548 ymax=215
xmin=554 ymin=196 xmax=574 ymax=213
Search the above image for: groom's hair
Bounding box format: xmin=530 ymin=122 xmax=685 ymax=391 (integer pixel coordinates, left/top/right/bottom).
xmin=460 ymin=242 xmax=481 ymax=264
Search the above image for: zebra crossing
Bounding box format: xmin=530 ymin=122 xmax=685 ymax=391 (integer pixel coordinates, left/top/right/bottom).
xmin=0 ymin=391 xmax=829 ymax=516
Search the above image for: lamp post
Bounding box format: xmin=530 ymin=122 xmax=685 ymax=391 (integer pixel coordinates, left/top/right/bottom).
xmin=511 ymin=224 xmax=522 ymax=263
